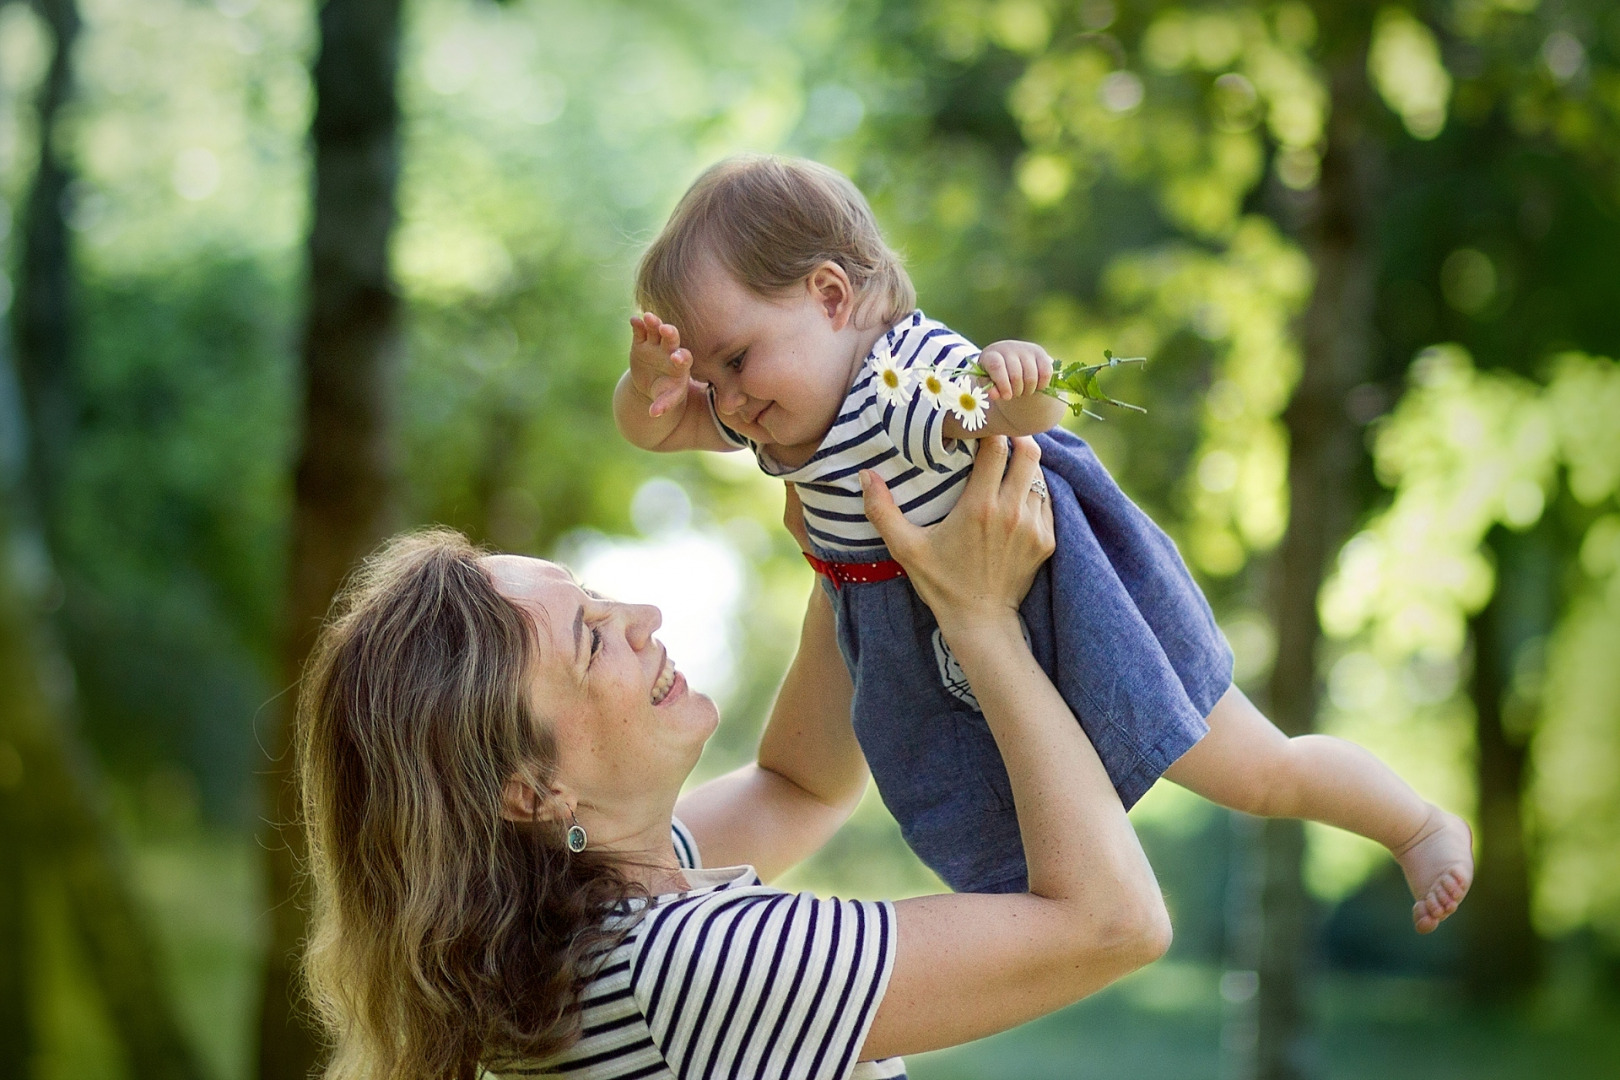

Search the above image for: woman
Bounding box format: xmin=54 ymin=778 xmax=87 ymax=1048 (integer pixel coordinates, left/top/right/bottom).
xmin=298 ymin=436 xmax=1170 ymax=1080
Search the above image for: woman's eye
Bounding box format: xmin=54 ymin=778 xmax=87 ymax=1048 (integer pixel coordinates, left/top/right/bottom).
xmin=589 ymin=625 xmax=603 ymax=663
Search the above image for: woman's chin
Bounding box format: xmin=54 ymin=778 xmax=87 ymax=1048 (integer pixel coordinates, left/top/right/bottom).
xmin=690 ymin=691 xmax=722 ymax=744
xmin=661 ymin=676 xmax=720 ymax=743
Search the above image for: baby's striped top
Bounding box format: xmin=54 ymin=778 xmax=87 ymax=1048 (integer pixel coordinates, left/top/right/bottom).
xmin=710 ymin=310 xmax=982 ymax=553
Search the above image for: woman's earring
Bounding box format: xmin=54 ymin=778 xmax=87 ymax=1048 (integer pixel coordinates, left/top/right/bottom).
xmin=565 ymin=810 xmax=588 ymax=854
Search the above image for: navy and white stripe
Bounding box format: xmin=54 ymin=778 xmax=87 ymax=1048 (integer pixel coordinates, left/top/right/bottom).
xmin=670 ymin=818 xmax=700 ymax=871
xmin=710 ymin=310 xmax=981 ymax=553
xmin=502 ymin=821 xmax=906 ymax=1080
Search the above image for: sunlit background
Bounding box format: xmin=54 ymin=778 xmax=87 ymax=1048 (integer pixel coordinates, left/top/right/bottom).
xmin=2 ymin=0 xmax=1619 ymax=1078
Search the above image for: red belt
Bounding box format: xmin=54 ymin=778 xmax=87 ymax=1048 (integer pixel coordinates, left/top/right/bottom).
xmin=803 ymin=552 xmax=907 ymax=589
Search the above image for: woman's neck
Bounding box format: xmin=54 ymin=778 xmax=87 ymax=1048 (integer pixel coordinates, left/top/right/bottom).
xmin=584 ymin=808 xmax=691 ymax=894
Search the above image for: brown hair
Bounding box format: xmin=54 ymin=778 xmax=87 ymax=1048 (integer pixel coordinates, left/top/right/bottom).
xmin=636 ymin=154 xmax=916 ymax=340
xmin=297 ymin=528 xmax=644 ymax=1080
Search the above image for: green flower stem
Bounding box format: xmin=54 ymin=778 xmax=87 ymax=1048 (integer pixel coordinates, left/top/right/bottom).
xmin=923 ymin=351 xmax=1148 ymax=422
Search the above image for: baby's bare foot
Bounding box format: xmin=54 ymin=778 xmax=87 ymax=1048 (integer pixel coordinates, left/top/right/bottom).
xmin=1393 ymin=805 xmax=1474 ymax=934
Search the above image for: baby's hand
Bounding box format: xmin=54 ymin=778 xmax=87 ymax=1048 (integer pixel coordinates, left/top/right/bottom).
xmin=629 ymin=312 xmax=695 ymax=418
xmin=977 ymin=340 xmax=1054 ymax=401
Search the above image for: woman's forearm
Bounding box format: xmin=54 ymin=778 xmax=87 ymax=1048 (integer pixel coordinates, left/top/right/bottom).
xmin=864 ymin=610 xmax=1171 ymax=1059
xmin=940 ymin=615 xmax=1166 ymax=930
xmin=859 ymin=438 xmax=1169 ymax=1059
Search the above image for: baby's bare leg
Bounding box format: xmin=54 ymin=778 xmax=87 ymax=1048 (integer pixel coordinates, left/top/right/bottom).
xmin=1162 ymin=685 xmax=1473 ymax=934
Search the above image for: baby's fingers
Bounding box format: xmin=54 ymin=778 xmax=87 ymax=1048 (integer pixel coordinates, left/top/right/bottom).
xmin=1034 ymin=347 xmax=1054 ymax=391
xmin=1007 ymin=352 xmax=1031 ymax=398
xmin=647 ymin=373 xmax=687 ymax=417
xmin=981 ymin=350 xmax=1013 ymax=401
xmin=658 ymin=321 xmax=682 ymax=353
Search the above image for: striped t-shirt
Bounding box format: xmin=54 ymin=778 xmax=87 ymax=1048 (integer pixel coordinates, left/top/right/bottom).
xmin=711 ymin=310 xmax=981 ymax=553
xmin=502 ymin=819 xmax=906 ymax=1080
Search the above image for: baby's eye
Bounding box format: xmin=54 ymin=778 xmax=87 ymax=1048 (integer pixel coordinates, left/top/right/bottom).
xmin=589 ymin=624 xmax=603 ymax=665
xmin=725 ymin=349 xmax=747 ymax=372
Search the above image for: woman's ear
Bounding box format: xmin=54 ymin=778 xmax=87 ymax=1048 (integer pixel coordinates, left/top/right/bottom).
xmin=807 ymin=261 xmax=855 ymax=330
xmin=499 ymin=776 xmax=570 ymax=824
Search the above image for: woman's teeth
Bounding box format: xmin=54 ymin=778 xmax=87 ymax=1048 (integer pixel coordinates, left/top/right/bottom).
xmin=651 ymin=654 xmax=677 ymax=705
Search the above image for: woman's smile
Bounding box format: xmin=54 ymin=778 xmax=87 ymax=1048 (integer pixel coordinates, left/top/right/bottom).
xmin=650 ymin=650 xmax=682 ymax=705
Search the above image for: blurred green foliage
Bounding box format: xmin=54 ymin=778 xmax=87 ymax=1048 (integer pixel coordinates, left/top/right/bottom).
xmin=4 ymin=0 xmax=1620 ymax=1076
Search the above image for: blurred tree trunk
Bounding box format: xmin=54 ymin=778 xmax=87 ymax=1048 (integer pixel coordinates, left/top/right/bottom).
xmin=1227 ymin=8 xmax=1379 ymax=1079
xmin=255 ymin=1 xmax=405 ymax=1077
xmin=0 ymin=579 xmax=210 ymax=1080
xmin=3 ymin=3 xmax=208 ymax=1077
xmin=14 ymin=0 xmax=79 ymax=522
xmin=1463 ymin=525 xmax=1549 ymax=1000
xmin=0 ymin=569 xmax=35 ymax=1080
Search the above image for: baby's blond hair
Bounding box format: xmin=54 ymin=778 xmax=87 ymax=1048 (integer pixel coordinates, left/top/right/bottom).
xmin=636 ymin=154 xmax=916 ymax=342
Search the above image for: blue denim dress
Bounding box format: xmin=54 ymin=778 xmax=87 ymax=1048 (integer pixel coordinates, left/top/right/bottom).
xmin=815 ymin=427 xmax=1233 ymax=894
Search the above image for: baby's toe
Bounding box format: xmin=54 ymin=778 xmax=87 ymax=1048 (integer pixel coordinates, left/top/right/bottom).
xmin=1440 ymin=873 xmax=1465 ymax=903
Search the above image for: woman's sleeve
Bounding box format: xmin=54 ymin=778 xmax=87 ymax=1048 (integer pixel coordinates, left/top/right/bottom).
xmin=670 ymin=817 xmax=701 ymax=870
xmin=631 ymin=889 xmax=896 ymax=1080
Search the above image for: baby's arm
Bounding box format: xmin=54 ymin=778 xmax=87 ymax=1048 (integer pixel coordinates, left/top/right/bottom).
xmin=943 ymin=339 xmax=1069 ymax=440
xmin=613 ymin=312 xmax=736 ymax=454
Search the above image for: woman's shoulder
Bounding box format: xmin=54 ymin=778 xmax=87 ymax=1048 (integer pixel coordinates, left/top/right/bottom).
xmin=543 ymin=875 xmax=899 ymax=1080
xmin=628 ymin=881 xmax=899 ymax=1079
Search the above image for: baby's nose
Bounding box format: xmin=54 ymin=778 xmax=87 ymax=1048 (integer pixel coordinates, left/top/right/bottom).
xmin=715 ymin=386 xmax=749 ymax=414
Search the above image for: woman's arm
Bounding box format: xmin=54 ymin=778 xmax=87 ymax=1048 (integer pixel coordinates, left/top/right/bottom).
xmin=859 ymin=436 xmax=1171 ymax=1059
xmin=672 ymin=580 xmax=867 ymax=880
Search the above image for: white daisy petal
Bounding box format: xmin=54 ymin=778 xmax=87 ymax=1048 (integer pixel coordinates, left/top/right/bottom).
xmin=948 ymin=378 xmax=990 ymax=431
xmin=916 ymin=369 xmax=948 ymax=408
xmin=868 ymin=352 xmax=913 ymax=407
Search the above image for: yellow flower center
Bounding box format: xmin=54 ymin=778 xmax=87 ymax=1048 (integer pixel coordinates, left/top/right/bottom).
xmin=882 ymin=370 xmax=900 ymax=388
xmin=958 ymin=393 xmax=978 ymax=411
xmin=924 ymin=376 xmax=942 ymax=393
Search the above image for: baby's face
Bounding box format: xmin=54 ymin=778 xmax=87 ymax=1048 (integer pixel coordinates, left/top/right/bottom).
xmin=681 ymin=260 xmax=866 ymax=460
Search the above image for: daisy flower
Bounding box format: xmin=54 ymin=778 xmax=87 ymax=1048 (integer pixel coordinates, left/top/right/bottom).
xmin=867 ymin=348 xmax=912 ymax=407
xmin=946 ymin=377 xmax=990 ymax=431
xmin=916 ymin=368 xmax=949 ymax=408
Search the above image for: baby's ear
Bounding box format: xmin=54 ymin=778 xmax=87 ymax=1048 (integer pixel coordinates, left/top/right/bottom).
xmin=807 ymin=261 xmax=855 ymax=329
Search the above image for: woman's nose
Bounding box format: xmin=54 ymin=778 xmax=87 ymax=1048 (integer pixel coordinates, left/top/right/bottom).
xmin=624 ymin=603 xmax=661 ymax=648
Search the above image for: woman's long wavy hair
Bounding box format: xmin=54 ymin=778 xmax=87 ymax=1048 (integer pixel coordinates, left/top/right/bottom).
xmin=297 ymin=528 xmax=644 ymax=1080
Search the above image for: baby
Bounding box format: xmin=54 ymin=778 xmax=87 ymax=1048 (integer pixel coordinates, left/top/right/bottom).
xmin=614 ymin=154 xmax=1473 ymax=932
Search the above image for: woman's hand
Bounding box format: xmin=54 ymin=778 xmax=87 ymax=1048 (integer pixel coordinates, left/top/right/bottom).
xmin=861 ymin=435 xmax=1054 ymax=635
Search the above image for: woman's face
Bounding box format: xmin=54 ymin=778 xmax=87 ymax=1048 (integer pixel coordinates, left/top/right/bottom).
xmin=481 ymin=555 xmax=719 ymax=826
